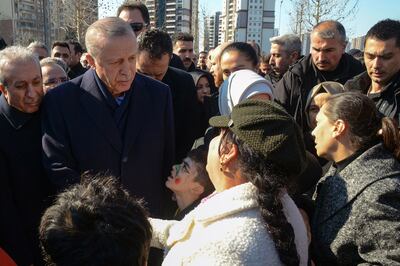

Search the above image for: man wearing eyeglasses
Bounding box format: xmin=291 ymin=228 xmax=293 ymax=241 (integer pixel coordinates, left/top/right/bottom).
xmin=40 ymin=58 xmax=69 ymax=93
xmin=117 ymin=1 xmax=150 ymax=37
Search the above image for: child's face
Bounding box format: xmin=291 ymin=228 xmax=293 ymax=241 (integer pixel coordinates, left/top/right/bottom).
xmin=166 ymin=157 xmax=200 ymax=193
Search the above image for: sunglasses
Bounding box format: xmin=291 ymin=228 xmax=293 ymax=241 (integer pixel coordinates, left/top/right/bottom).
xmin=130 ymin=22 xmax=147 ymax=32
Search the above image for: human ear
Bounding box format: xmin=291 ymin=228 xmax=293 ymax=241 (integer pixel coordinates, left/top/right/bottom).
xmin=86 ymin=54 xmax=96 ymax=69
xmin=0 ymin=84 xmax=6 ymax=94
xmin=220 ymin=143 xmax=238 ymax=166
xmin=290 ymin=51 xmax=299 ymax=63
xmin=332 ymin=119 xmax=346 ymax=138
xmin=0 ymin=84 xmax=9 ymax=101
xmin=190 ymin=182 xmax=205 ymax=196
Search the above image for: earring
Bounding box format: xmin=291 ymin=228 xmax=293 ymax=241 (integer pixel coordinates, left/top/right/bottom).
xmin=220 ymin=160 xmax=226 ymax=172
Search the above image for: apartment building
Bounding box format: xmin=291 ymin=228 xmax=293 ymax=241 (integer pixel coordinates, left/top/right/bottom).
xmin=144 ymin=0 xmax=199 ymax=51
xmin=220 ymin=0 xmax=275 ymax=54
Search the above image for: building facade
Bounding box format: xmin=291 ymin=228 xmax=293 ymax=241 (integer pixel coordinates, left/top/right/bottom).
xmin=0 ymin=0 xmax=97 ymax=47
xmin=203 ymin=15 xmax=213 ymax=52
xmin=220 ymin=0 xmax=275 ymax=54
xmin=351 ymin=35 xmax=366 ymax=51
xmin=144 ymin=0 xmax=199 ymax=51
xmin=203 ymin=11 xmax=222 ymax=52
xmin=0 ymin=0 xmax=47 ymax=46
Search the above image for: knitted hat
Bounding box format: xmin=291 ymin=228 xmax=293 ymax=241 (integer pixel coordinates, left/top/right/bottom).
xmin=210 ymin=99 xmax=307 ymax=176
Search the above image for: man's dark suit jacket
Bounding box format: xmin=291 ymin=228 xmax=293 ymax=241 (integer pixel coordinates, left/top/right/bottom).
xmin=42 ymin=69 xmax=175 ymax=218
xmin=162 ymin=67 xmax=201 ymax=163
xmin=68 ymin=62 xmax=87 ymax=79
xmin=0 ymin=95 xmax=53 ymax=266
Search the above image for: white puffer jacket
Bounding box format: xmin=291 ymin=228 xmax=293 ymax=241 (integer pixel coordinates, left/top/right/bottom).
xmin=151 ymin=182 xmax=308 ymax=266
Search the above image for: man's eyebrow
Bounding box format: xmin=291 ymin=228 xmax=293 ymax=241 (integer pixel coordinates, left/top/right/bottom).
xmin=365 ymin=51 xmax=393 ymax=57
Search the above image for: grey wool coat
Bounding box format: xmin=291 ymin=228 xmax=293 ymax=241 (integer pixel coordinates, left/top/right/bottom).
xmin=312 ymin=143 xmax=400 ymax=265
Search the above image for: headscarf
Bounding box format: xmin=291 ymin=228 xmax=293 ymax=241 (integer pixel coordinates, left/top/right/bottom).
xmin=218 ymin=69 xmax=274 ymax=115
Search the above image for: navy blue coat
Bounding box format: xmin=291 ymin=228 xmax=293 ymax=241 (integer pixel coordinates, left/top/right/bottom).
xmin=42 ymin=69 xmax=175 ymax=218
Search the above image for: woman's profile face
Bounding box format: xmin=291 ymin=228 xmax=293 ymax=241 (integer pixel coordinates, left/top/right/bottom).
xmin=220 ymin=50 xmax=256 ymax=80
xmin=308 ymin=92 xmax=330 ymax=130
xmin=196 ymin=76 xmax=211 ymax=103
xmin=311 ymin=106 xmax=336 ymax=160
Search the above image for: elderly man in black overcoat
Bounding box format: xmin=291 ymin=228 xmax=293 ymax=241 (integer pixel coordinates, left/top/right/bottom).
xmin=0 ymin=46 xmax=53 ymax=266
xmin=42 ymin=17 xmax=175 ymax=220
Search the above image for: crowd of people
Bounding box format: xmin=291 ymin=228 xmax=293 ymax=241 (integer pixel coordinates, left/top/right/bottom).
xmin=0 ymin=0 xmax=400 ymax=265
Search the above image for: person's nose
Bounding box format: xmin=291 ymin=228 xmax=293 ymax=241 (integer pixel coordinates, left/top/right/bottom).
xmin=26 ymin=83 xmax=39 ymax=98
xmin=120 ymin=60 xmax=132 ymax=76
xmin=318 ymin=51 xmax=327 ymax=62
xmin=371 ymin=56 xmax=383 ymax=70
xmin=269 ymin=56 xmax=275 ymax=65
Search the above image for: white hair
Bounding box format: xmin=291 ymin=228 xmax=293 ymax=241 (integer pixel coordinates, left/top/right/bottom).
xmin=0 ymin=46 xmax=39 ymax=86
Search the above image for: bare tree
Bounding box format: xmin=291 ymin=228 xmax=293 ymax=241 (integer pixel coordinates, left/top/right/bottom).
xmin=50 ymin=0 xmax=116 ymax=44
xmin=14 ymin=30 xmax=36 ymax=46
xmin=200 ymin=4 xmax=208 ymax=52
xmin=289 ymin=0 xmax=359 ymax=34
xmin=289 ymin=0 xmax=307 ymax=35
xmin=58 ymin=0 xmax=99 ymax=43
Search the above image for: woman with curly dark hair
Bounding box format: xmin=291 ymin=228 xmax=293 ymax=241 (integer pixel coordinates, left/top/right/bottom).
xmin=311 ymin=92 xmax=400 ymax=264
xmin=151 ymin=99 xmax=308 ymax=265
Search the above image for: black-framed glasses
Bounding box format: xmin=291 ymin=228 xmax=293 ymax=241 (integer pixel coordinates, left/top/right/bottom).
xmin=130 ymin=22 xmax=147 ymax=32
xmin=43 ymin=77 xmax=69 ymax=86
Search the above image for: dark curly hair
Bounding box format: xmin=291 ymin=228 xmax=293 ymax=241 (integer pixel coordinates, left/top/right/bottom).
xmin=39 ymin=174 xmax=152 ymax=266
xmin=137 ymin=28 xmax=173 ymax=59
xmin=219 ymin=130 xmax=300 ymax=266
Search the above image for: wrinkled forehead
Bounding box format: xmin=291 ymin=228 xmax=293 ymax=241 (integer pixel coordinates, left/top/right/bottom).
xmin=2 ymin=59 xmax=41 ymax=83
xmin=311 ymin=27 xmax=343 ymax=44
xmin=270 ymin=42 xmax=286 ymax=52
xmin=42 ymin=64 xmax=67 ymax=78
xmin=93 ymin=33 xmax=137 ymax=58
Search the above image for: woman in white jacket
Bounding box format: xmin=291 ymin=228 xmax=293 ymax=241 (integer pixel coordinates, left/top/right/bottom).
xmin=151 ymin=99 xmax=309 ymax=266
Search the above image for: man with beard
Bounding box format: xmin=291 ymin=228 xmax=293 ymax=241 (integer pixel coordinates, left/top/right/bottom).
xmin=267 ymin=34 xmax=301 ymax=86
xmin=173 ymin=32 xmax=196 ymax=71
xmin=274 ymin=20 xmax=364 ymax=132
